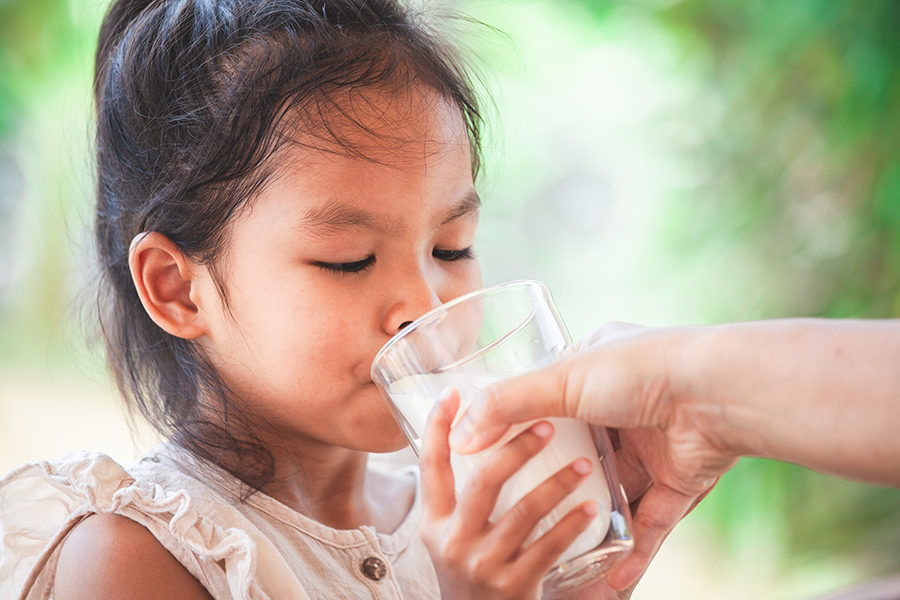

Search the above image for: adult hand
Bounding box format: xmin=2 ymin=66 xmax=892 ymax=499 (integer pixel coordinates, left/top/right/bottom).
xmin=447 ymin=323 xmax=737 ymax=590
xmin=447 ymin=317 xmax=900 ymax=589
xmin=442 ymin=317 xmax=900 ymax=592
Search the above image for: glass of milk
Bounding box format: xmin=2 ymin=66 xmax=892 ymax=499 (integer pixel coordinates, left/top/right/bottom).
xmin=370 ymin=280 xmax=633 ymax=593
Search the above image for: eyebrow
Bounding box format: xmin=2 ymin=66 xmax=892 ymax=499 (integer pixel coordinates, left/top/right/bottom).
xmin=300 ymin=189 xmax=480 ymax=235
xmin=300 ymin=201 xmax=385 ymax=233
xmin=440 ymin=189 xmax=481 ymax=226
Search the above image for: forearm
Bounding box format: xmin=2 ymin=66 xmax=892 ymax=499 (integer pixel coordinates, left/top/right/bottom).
xmin=677 ymin=319 xmax=900 ymax=485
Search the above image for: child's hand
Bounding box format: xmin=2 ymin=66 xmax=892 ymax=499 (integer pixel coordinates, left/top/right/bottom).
xmin=419 ymin=388 xmax=599 ymax=600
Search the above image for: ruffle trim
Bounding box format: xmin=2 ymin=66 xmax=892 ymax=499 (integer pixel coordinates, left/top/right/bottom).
xmin=0 ymin=450 xmax=268 ymax=599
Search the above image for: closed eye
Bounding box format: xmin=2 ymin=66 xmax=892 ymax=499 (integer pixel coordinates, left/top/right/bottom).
xmin=433 ymin=247 xmax=475 ymax=262
xmin=313 ymin=255 xmax=375 ymax=275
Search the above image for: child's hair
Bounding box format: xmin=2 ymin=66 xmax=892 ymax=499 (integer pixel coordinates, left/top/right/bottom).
xmin=93 ymin=0 xmax=483 ymax=491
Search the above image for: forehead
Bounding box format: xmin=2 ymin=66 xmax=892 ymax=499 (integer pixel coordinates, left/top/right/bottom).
xmin=233 ymin=85 xmax=477 ymax=233
xmin=278 ymin=84 xmax=471 ymax=171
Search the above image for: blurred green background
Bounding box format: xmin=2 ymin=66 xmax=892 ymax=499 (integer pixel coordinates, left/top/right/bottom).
xmin=0 ymin=0 xmax=898 ymax=598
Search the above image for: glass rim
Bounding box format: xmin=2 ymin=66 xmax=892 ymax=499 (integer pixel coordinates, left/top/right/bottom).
xmin=370 ymin=279 xmax=548 ymax=376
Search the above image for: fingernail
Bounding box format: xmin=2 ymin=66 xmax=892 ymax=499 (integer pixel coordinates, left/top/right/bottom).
xmin=531 ymin=421 xmax=553 ymax=439
xmin=439 ymin=387 xmax=454 ymax=403
xmin=572 ymin=457 xmax=592 ymax=476
xmin=448 ymin=420 xmax=473 ymax=450
xmin=582 ymin=500 xmax=599 ymax=517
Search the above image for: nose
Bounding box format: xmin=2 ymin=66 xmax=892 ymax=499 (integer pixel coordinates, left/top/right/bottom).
xmin=382 ymin=272 xmax=443 ymax=336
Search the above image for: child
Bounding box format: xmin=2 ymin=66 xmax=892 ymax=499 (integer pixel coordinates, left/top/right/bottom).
xmin=0 ymin=1 xmax=600 ymax=598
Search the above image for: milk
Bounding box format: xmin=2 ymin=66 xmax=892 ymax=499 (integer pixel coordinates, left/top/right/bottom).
xmin=388 ymin=373 xmax=611 ymax=563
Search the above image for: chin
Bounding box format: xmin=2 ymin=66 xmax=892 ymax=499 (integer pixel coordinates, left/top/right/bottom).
xmin=364 ymin=423 xmax=410 ymax=454
xmin=348 ymin=385 xmax=414 ymax=452
xmin=368 ymin=441 xmax=411 ymax=455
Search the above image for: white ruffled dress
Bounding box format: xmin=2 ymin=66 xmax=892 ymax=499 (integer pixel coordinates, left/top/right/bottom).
xmin=0 ymin=444 xmax=438 ymax=599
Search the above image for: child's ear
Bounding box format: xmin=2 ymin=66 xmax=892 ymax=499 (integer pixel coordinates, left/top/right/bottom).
xmin=128 ymin=232 xmax=209 ymax=340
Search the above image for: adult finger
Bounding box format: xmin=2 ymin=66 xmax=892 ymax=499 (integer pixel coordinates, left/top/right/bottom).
xmin=610 ymin=428 xmax=657 ymax=504
xmin=419 ymin=388 xmax=461 ymax=520
xmin=604 ymin=482 xmax=696 ymax=591
xmin=449 ymin=340 xmax=662 ymax=454
xmin=448 ymin=360 xmax=573 ymax=453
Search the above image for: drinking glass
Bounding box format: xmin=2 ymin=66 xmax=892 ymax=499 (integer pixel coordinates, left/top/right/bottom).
xmin=371 ymin=280 xmax=633 ymax=592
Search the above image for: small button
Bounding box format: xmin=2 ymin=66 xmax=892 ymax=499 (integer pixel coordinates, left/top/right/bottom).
xmin=361 ymin=556 xmax=387 ymax=581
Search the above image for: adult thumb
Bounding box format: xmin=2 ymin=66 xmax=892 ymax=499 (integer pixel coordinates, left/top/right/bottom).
xmin=448 ymin=358 xmax=575 ymax=453
xmin=448 ymin=338 xmax=665 ymax=453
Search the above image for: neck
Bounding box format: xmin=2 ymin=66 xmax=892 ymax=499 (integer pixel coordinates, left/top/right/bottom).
xmin=179 ymin=421 xmax=415 ymax=533
xmin=263 ymin=443 xmax=373 ymax=529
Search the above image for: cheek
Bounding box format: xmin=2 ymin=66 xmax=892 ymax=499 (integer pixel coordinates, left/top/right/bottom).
xmin=299 ymin=316 xmax=358 ymax=357
xmin=280 ymin=305 xmax=365 ymax=373
xmin=226 ymin=286 xmax=348 ymax=373
xmin=451 ymin=260 xmax=483 ymax=298
xmin=469 ymin=260 xmax=483 ymax=288
xmin=436 ymin=262 xmax=482 ymax=309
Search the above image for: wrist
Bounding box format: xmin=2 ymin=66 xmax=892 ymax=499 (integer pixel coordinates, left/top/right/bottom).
xmin=666 ymin=324 xmax=746 ymax=458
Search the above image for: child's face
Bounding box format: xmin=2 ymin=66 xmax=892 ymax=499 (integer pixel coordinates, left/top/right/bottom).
xmin=198 ymin=89 xmax=481 ymax=453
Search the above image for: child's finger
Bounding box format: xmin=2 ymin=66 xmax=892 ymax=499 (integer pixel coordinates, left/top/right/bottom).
xmin=512 ymin=499 xmax=600 ymax=579
xmin=484 ymin=457 xmax=593 ymax=561
xmin=419 ymin=388 xmax=461 ymax=520
xmin=453 ymin=421 xmax=555 ymax=527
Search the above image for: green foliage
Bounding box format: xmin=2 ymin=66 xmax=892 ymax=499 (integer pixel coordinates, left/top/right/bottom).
xmin=0 ymin=0 xmax=91 ymax=136
xmin=651 ymin=0 xmax=900 ymax=320
xmin=0 ymin=0 xmax=102 ymax=365
xmin=563 ymin=0 xmax=900 ymax=577
xmin=697 ymin=459 xmax=900 ymax=580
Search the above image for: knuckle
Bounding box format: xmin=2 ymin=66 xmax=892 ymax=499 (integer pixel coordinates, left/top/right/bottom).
xmin=520 ymin=470 xmax=579 ymax=515
xmin=478 ymin=394 xmax=506 ymax=425
xmin=464 ymin=468 xmax=493 ymax=496
xmin=437 ymin=536 xmax=465 ymax=563
xmin=504 ymin=500 xmax=535 ymax=525
xmin=636 ymin=508 xmax=672 ymax=536
xmin=539 ymin=533 xmax=570 ymax=560
xmin=491 ymin=572 xmax=526 ymax=599
xmin=420 ymin=521 xmax=472 ymax=565
xmin=548 ymin=466 xmax=579 ymax=493
xmin=418 ymin=459 xmax=434 ymax=479
xmin=465 ymin=552 xmax=492 ymax=581
xmin=418 ymin=452 xmax=439 ymax=474
xmin=512 ymin=429 xmax=544 ymax=456
xmin=481 ymin=385 xmax=501 ymax=409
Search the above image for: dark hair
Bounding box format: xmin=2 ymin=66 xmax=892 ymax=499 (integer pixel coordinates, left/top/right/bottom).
xmin=93 ymin=0 xmax=483 ymax=492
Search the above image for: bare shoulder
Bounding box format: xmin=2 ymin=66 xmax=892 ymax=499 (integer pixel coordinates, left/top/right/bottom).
xmin=55 ymin=512 xmax=213 ymax=600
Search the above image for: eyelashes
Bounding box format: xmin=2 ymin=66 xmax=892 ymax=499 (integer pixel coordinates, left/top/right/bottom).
xmin=432 ymin=247 xmax=475 ymax=262
xmin=314 ymin=246 xmax=475 ymax=275
xmin=313 ymin=256 xmax=376 ymax=275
